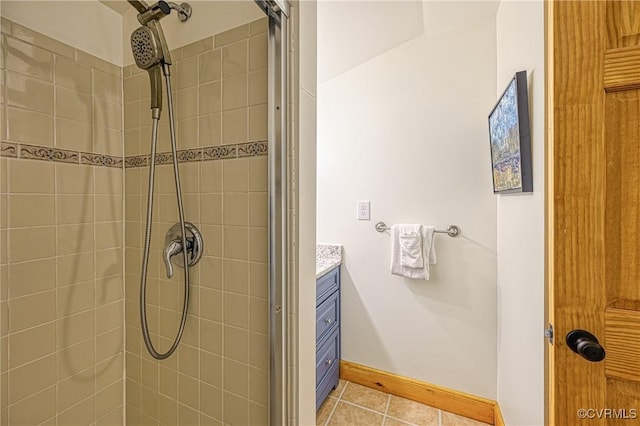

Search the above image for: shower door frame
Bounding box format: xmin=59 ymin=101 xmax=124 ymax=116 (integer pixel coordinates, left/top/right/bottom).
xmin=253 ymin=1 xmax=290 ymax=425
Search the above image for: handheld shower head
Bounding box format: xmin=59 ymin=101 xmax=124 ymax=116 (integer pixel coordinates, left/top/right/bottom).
xmin=131 ymin=25 xmax=164 ymax=112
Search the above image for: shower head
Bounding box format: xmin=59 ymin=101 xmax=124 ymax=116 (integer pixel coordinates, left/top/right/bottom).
xmin=130 ymin=25 xmax=167 ymax=111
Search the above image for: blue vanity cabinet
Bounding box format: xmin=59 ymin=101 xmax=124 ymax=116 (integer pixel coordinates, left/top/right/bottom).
xmin=316 ymin=266 xmax=340 ymax=410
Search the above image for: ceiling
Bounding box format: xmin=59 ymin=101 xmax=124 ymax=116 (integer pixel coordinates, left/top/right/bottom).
xmin=98 ymin=0 xmax=131 ymax=15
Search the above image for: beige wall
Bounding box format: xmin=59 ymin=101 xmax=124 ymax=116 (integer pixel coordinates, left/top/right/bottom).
xmin=123 ymin=18 xmax=270 ymax=425
xmin=0 ymin=18 xmax=124 ymax=426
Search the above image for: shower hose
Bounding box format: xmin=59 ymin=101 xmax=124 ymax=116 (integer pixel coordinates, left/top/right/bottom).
xmin=139 ymin=63 xmax=190 ymax=360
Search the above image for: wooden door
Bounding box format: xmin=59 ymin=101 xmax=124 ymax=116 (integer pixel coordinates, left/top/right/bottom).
xmin=550 ymin=1 xmax=640 ymax=424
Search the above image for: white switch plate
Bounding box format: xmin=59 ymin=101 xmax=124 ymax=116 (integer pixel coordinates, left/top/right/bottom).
xmin=357 ymin=200 xmax=370 ymax=220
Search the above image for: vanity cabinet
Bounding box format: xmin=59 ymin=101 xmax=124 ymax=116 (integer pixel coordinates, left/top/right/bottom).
xmin=316 ymin=266 xmax=340 ymax=410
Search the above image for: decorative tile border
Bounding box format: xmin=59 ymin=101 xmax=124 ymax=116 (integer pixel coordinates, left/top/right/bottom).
xmin=1 ymin=140 xmax=268 ymax=168
xmin=124 ymin=140 xmax=268 ymax=168
xmin=0 ymin=141 xmax=123 ymax=168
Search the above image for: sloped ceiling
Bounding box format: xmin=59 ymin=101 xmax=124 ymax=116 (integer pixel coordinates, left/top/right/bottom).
xmin=318 ymin=1 xmax=500 ymax=85
xmin=98 ymin=0 xmax=131 ymax=15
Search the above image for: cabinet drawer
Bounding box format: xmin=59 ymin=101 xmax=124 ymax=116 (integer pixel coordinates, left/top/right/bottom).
xmin=316 ymin=290 xmax=339 ymax=343
xmin=316 ymin=267 xmax=339 ymax=304
xmin=316 ymin=358 xmax=339 ymax=411
xmin=316 ymin=328 xmax=340 ymax=387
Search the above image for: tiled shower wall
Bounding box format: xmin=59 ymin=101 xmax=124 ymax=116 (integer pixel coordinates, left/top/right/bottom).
xmin=0 ymin=18 xmax=124 ymax=426
xmin=123 ymin=18 xmax=270 ymax=425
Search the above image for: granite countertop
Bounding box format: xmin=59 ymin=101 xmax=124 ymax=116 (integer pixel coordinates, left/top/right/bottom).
xmin=316 ymin=244 xmax=342 ymax=279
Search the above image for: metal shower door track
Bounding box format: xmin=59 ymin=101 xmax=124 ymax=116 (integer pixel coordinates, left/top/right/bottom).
xmin=253 ymin=0 xmax=290 ymax=424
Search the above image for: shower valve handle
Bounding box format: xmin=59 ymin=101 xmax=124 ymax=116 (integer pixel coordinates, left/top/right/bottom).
xmin=163 ymin=239 xmax=183 ymax=278
xmin=163 ymin=222 xmax=203 ymax=278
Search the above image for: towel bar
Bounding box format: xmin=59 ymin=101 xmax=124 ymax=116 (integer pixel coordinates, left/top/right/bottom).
xmin=374 ymin=221 xmax=460 ymax=238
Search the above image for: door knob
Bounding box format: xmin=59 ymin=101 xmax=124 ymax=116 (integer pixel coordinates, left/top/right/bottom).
xmin=566 ymin=330 xmax=605 ymax=362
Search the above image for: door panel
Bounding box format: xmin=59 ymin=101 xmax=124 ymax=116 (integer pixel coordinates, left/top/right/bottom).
xmin=552 ymin=1 xmax=640 ymax=424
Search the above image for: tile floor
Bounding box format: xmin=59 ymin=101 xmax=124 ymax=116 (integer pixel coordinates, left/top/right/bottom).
xmin=317 ymin=380 xmax=491 ymax=426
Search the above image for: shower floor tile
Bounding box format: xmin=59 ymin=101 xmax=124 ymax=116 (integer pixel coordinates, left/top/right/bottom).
xmin=317 ymin=380 xmax=491 ymax=426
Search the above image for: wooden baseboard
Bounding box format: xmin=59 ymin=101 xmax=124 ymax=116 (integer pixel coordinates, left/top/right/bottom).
xmin=494 ymin=402 xmax=505 ymax=426
xmin=340 ymin=360 xmax=497 ymax=425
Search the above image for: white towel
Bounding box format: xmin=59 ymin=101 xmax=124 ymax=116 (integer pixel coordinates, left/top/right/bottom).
xmin=391 ymin=224 xmax=437 ymax=280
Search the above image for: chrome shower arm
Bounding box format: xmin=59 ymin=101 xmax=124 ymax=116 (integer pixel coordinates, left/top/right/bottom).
xmin=127 ymin=0 xmax=150 ymax=13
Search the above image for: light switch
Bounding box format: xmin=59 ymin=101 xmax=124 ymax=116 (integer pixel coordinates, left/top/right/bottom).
xmin=357 ymin=200 xmax=370 ymax=220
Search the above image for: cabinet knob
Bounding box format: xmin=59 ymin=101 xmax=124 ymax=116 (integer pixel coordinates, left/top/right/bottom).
xmin=324 ymin=318 xmax=333 ymax=325
xmin=325 ymin=359 xmax=333 ymax=366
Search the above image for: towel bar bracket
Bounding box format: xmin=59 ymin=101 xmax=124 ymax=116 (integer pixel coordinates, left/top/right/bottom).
xmin=374 ymin=221 xmax=460 ymax=238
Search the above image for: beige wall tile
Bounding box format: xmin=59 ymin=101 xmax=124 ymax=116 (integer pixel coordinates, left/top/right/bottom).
xmin=93 ymin=69 xmax=122 ymax=104
xmin=199 ymin=382 xmax=223 ymax=420
xmin=8 ymin=353 xmax=56 ymax=403
xmin=141 ymin=358 xmax=159 ymax=391
xmin=56 ymin=195 xmax=93 ymax=224
xmin=249 ymin=34 xmax=267 ymax=72
xmin=248 ymin=157 xmax=268 ymax=192
xmin=94 ymin=126 xmax=123 ymax=156
xmin=177 ymin=56 xmax=198 ymax=89
xmin=201 ymin=225 xmax=222 ymax=258
xmin=56 ymin=86 xmax=92 ymax=123
xmin=199 ymin=112 xmax=221 ymax=147
xmin=96 ymin=352 xmax=123 ymax=390
xmin=199 ymin=256 xmax=222 ymax=290
xmin=1 ymin=18 xmax=11 ymax=35
xmin=200 ymin=351 xmax=222 ymax=387
xmin=223 ymin=391 xmax=249 ymax=425
xmin=249 ymin=193 xmax=267 ymax=227
xmin=178 ymin=344 xmax=199 ymax=378
xmin=222 ymin=108 xmax=248 ymax=145
xmin=177 ymin=87 xmax=198 ymax=119
xmin=124 ymin=75 xmax=141 ymax=104
xmin=201 ymin=193 xmax=222 ymax=225
xmin=141 ymin=385 xmax=159 ymax=419
xmin=178 ymin=373 xmax=199 ymax=409
xmin=200 ymin=161 xmax=223 ymax=193
xmin=57 ymin=253 xmax=94 ymax=287
xmin=159 ymin=364 xmax=177 ymax=399
xmin=94 ymin=97 xmax=123 ymax=130
xmin=76 ymin=50 xmax=120 ymax=77
xmin=8 ymin=159 xmax=54 ymax=193
xmin=222 ymin=75 xmax=247 ymax=111
xmin=96 ymin=380 xmax=122 ymax=420
xmin=199 ymin=81 xmax=221 ymax=115
xmin=249 ymin=297 xmax=268 ymax=334
xmin=223 ymin=193 xmax=248 ymax=226
xmin=1 ymin=159 xmax=7 ymax=194
xmin=200 ymin=319 xmax=222 ymax=355
xmin=199 ymin=288 xmax=222 ymax=322
xmin=57 ymin=280 xmax=94 ymax=317
xmin=248 ymin=69 xmax=267 ymax=106
xmin=177 ymin=117 xmax=198 ymax=149
xmin=215 ymin=24 xmax=249 ymax=48
xmin=57 ymin=224 xmax=94 ymax=256
xmin=57 ymin=374 xmax=95 ymax=413
xmin=8 ymin=258 xmax=55 ymax=298
xmin=96 ymin=326 xmax=123 ymax=363
xmin=199 ymin=49 xmax=221 ymax=84
xmin=8 ymin=226 xmax=55 ymax=263
xmin=56 ymin=163 xmax=93 ymax=194
xmin=183 ymin=37 xmax=214 ymax=58
xmin=223 ymin=40 xmax=248 ymax=78
xmin=249 ymin=366 xmax=268 ymax=405
xmin=124 ymin=100 xmax=140 ymax=131
xmin=224 ymin=293 xmax=249 ymax=329
xmin=95 ymin=195 xmax=123 ymax=222
xmin=249 ymin=331 xmax=267 ymax=369
xmin=95 ymin=166 xmax=123 ymax=195
xmin=8 ymin=194 xmax=54 ymax=227
xmin=250 ymin=18 xmax=268 ymax=36
xmin=11 ymin=23 xmax=74 ymax=58
xmin=250 ymin=227 xmax=267 ymax=262
xmin=97 ymin=405 xmax=124 ymax=426
xmin=223 ymin=158 xmax=248 ymax=192
xmin=224 ymin=325 xmax=248 ymax=363
xmin=223 ymin=260 xmax=248 ymax=295
xmin=8 ymin=385 xmax=56 ymax=426
xmin=158 ymin=394 xmax=178 ymax=425
xmin=95 ymin=275 xmax=123 ymax=307
xmin=124 ymin=128 xmax=140 ymax=156
xmin=6 ymin=71 xmax=54 ymax=114
xmin=58 ymin=338 xmax=95 ymax=380
xmin=96 ymin=248 xmax=123 ymax=279
xmin=55 ymin=56 xmax=91 ymax=94
xmin=223 ymin=358 xmax=249 ymax=397
xmin=8 ymin=322 xmax=56 ymax=369
xmin=57 ymin=310 xmax=94 ymax=349
xmin=56 ymin=117 xmax=92 ymax=152
xmin=7 ymin=106 xmax=54 ymax=146
xmin=5 ymin=36 xmax=53 ymax=82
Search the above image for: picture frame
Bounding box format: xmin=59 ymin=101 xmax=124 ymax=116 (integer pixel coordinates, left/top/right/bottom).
xmin=488 ymin=70 xmax=532 ymax=193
